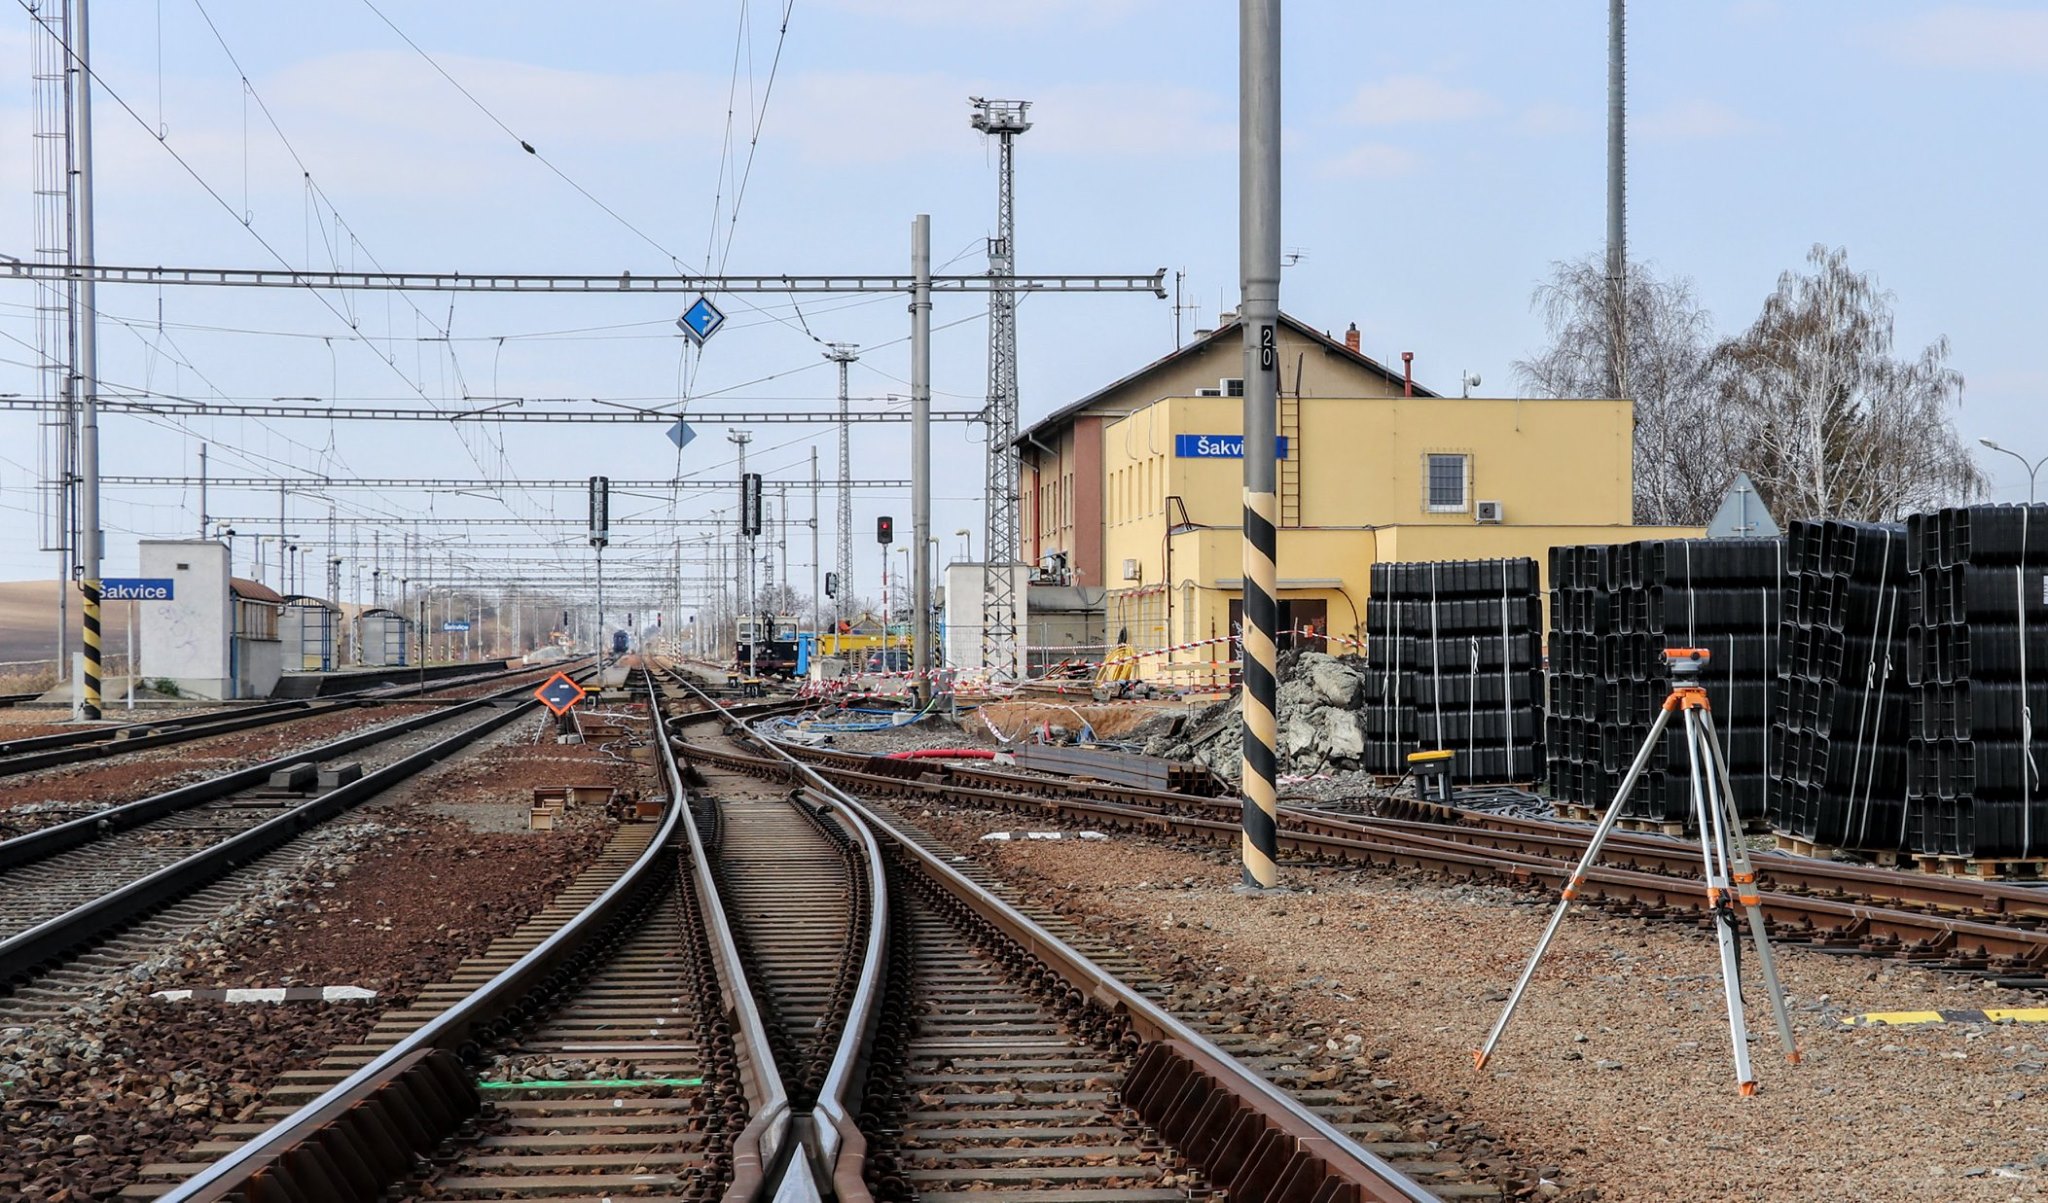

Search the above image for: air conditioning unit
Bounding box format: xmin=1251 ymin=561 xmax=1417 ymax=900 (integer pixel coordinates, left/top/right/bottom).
xmin=1475 ymin=500 xmax=1504 ymax=524
xmin=1196 ymin=387 xmax=1224 ymax=397
xmin=1122 ymin=557 xmax=1141 ymax=581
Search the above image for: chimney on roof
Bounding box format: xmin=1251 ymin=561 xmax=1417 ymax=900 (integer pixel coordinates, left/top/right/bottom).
xmin=1401 ymin=351 xmax=1414 ymax=397
xmin=1344 ymin=322 xmax=1360 ymax=353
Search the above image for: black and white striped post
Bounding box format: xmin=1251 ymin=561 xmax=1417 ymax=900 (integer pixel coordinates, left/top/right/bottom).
xmin=1237 ymin=0 xmax=1281 ymax=889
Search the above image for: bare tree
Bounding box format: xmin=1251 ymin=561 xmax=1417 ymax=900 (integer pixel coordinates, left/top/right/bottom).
xmin=1714 ymin=245 xmax=1981 ymax=521
xmin=1515 ymin=255 xmax=1733 ymax=525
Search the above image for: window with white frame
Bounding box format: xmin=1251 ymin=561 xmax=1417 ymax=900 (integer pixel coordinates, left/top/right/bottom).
xmin=1425 ymin=453 xmax=1470 ymax=513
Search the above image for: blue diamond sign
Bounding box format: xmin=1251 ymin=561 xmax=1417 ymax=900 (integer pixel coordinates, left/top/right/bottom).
xmin=678 ymin=296 xmax=726 ymax=344
xmin=666 ymin=419 xmax=697 ymax=451
xmin=534 ymin=672 xmax=588 ymax=716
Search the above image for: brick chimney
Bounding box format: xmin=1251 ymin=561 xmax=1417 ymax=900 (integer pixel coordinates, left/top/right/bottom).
xmin=1344 ymin=322 xmax=1361 ymax=353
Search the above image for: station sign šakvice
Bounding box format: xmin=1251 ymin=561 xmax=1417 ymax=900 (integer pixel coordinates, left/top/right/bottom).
xmin=1173 ymin=435 xmax=1291 ymax=459
xmin=100 ymin=577 xmax=176 ymax=601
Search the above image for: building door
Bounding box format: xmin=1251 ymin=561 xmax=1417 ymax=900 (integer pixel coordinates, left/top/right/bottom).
xmin=1279 ymin=599 xmax=1327 ymax=655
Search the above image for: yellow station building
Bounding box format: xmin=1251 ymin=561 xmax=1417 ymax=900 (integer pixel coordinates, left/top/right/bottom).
xmin=1017 ymin=313 xmax=1692 ymax=685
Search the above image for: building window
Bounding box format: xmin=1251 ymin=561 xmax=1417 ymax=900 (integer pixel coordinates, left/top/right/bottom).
xmin=1425 ymin=453 xmax=1470 ymax=512
xmin=1224 ymin=378 xmax=1245 ymax=397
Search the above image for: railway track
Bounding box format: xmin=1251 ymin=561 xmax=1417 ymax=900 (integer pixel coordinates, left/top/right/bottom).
xmin=673 ymin=717 xmax=2048 ymax=989
xmin=0 ymin=658 xmax=568 ymax=781
xmin=0 ymin=660 xmax=597 ymax=1002
xmin=142 ymin=665 xmax=1447 ymax=1203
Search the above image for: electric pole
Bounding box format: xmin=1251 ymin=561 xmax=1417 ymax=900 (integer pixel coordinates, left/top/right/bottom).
xmin=971 ymin=97 xmax=1032 ymax=682
xmin=910 ymin=215 xmax=933 ymax=704
xmin=824 ymin=342 xmax=859 ymax=634
xmin=1607 ymin=0 xmax=1628 ymax=401
xmin=1238 ymin=0 xmax=1282 ymax=890
xmin=70 ymin=0 xmax=104 ymax=721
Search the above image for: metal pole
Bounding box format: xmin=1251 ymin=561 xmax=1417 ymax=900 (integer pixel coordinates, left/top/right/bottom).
xmin=277 ymin=480 xmax=287 ymax=594
xmin=827 ymin=344 xmax=857 ymax=634
xmin=1606 ymin=0 xmax=1628 ymax=400
xmin=71 ymin=0 xmax=102 ymax=721
xmin=911 ymin=213 xmax=933 ymax=704
xmin=1237 ymin=0 xmax=1281 ymax=889
xmin=810 ymin=446 xmax=822 ymax=655
xmin=197 ymin=443 xmax=208 ymax=536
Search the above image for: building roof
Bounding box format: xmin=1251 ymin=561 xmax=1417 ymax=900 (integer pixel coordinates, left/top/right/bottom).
xmin=1017 ymin=312 xmax=1437 ymax=448
xmin=230 ymin=577 xmax=286 ymax=604
xmin=281 ymin=593 xmax=341 ymax=611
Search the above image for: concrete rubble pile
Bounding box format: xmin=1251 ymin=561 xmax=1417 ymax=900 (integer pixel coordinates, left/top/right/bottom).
xmin=1148 ymin=652 xmax=1369 ymax=783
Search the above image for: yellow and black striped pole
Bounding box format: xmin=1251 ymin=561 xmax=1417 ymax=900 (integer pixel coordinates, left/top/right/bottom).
xmin=1237 ymin=0 xmax=1281 ymax=889
xmin=80 ymin=578 xmax=103 ymax=720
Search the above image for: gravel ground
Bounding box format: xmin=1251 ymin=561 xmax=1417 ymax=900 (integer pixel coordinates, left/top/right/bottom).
xmin=0 ymin=711 xmax=640 ymax=1201
xmin=901 ymin=805 xmax=2048 ymax=1203
xmin=0 ymin=703 xmax=441 ymax=816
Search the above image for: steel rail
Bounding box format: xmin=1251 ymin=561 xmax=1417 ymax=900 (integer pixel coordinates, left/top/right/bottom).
xmin=665 ymin=687 xmax=794 ymax=1203
xmin=665 ymin=667 xmax=1436 ymax=1203
xmin=0 ymin=663 xmax=594 ymax=984
xmin=706 ymin=740 xmax=2048 ymax=975
xmin=737 ymin=735 xmax=2048 ymax=927
xmin=665 ymin=672 xmax=890 ymax=1203
xmin=0 ymin=662 xmax=590 ymax=874
xmin=156 ymin=667 xmax=710 ymax=1202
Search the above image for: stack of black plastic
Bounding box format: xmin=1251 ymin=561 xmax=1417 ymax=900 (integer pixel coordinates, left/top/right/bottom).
xmin=1904 ymin=504 xmax=2048 ymax=860
xmin=1611 ymin=538 xmax=1783 ymax=825
xmin=1363 ymin=559 xmax=1544 ymax=783
xmin=1544 ymin=544 xmax=1618 ymax=810
xmin=1772 ymin=520 xmax=1911 ymax=851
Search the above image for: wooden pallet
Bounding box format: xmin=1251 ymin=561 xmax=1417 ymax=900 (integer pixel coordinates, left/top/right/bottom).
xmin=1773 ymin=834 xmax=1842 ymax=860
xmin=1618 ymin=818 xmax=1688 ymax=837
xmin=1912 ymin=856 xmax=2048 ymax=881
xmin=1553 ymin=803 xmax=1601 ymax=823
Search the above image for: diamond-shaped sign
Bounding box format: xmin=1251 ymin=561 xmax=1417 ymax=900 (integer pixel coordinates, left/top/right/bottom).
xmin=534 ymin=672 xmax=588 ymax=716
xmin=666 ymin=419 xmax=696 ymax=451
xmin=677 ymin=296 xmax=726 ymax=345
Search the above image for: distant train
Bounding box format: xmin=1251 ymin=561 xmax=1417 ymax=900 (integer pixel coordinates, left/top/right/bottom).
xmin=735 ymin=614 xmax=800 ymax=676
xmin=611 ymin=630 xmax=630 ymax=655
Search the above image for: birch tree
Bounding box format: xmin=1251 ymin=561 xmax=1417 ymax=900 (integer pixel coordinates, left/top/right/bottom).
xmin=1714 ymin=245 xmax=1981 ymax=521
xmin=1515 ymin=256 xmax=1730 ymax=525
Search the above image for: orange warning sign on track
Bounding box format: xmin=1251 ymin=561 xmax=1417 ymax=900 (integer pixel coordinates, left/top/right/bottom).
xmin=534 ymin=672 xmax=587 ymax=716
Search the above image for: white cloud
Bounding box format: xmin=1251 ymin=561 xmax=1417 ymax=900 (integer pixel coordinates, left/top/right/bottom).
xmin=1633 ymin=100 xmax=1761 ymax=141
xmin=1315 ymin=142 xmax=1422 ymax=179
xmin=1344 ymin=75 xmax=1496 ymax=126
xmin=1880 ymin=6 xmax=2048 ymax=71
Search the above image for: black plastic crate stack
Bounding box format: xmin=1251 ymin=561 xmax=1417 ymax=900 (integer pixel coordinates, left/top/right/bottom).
xmin=1772 ymin=521 xmax=1910 ymax=851
xmin=1363 ymin=558 xmax=1544 ymax=783
xmin=1904 ymin=504 xmax=2048 ymax=861
xmin=1544 ymin=544 xmax=1618 ymax=810
xmin=1608 ymin=538 xmax=1782 ymax=826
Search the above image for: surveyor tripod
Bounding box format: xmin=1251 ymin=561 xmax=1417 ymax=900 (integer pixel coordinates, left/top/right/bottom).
xmin=1474 ymin=648 xmax=1800 ymax=1094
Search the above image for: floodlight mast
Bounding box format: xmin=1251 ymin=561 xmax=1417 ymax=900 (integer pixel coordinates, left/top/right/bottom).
xmin=971 ymin=97 xmax=1032 ymax=683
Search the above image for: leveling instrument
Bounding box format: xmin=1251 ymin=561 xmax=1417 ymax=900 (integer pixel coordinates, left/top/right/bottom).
xmin=1473 ymin=648 xmax=1800 ymax=1095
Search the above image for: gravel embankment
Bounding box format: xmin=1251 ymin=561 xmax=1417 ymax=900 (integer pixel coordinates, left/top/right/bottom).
xmin=899 ymin=803 xmax=2048 ymax=1203
xmin=0 ymin=713 xmax=639 ymax=1202
xmin=0 ymin=704 xmax=442 ymax=818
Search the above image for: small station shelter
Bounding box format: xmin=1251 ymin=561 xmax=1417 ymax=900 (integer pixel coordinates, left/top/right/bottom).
xmin=133 ymin=538 xmax=283 ymax=698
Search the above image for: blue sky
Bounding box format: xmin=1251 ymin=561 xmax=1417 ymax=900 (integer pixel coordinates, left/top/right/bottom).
xmin=1 ymin=1 xmax=2043 ymax=611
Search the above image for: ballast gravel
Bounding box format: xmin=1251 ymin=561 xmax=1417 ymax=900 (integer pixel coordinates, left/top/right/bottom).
xmin=907 ymin=807 xmax=2048 ymax=1203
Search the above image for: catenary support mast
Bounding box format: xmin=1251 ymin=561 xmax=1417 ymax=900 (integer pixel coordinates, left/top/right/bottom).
xmin=1237 ymin=0 xmax=1282 ymax=889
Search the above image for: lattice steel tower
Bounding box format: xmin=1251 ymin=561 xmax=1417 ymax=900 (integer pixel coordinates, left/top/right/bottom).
xmin=824 ymin=343 xmax=859 ymax=631
xmin=971 ymin=96 xmax=1031 ymax=679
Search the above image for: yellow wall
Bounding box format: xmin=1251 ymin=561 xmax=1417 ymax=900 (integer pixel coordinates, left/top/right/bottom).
xmin=1097 ymin=393 xmax=1696 ymax=685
